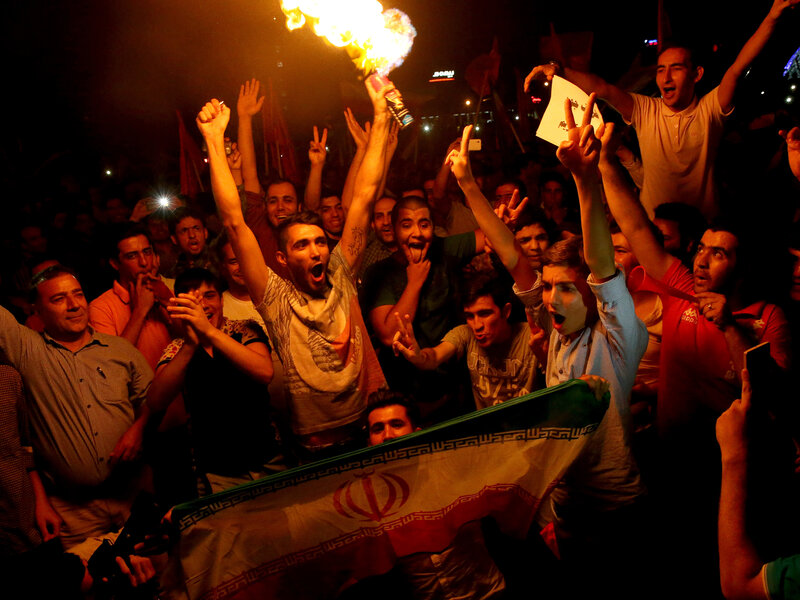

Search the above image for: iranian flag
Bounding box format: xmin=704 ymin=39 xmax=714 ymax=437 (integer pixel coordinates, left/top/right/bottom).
xmin=166 ymin=380 xmax=606 ymax=599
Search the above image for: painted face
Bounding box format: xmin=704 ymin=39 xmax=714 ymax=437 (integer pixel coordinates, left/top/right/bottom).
xmin=113 ymin=235 xmax=156 ymax=284
xmin=493 ymin=183 xmax=518 ymax=210
xmin=656 ymin=47 xmax=700 ymax=111
xmin=278 ymin=223 xmax=330 ymax=296
xmin=34 ymin=274 xmax=89 ymax=340
xmin=266 ymin=182 xmax=299 ymax=229
xmin=692 ymin=230 xmax=738 ymax=294
xmin=368 ymin=405 xmax=414 ymax=445
xmin=541 ymin=265 xmax=592 ymax=338
xmin=790 ymin=248 xmax=800 ymax=303
xmin=515 ymin=223 xmax=550 ymax=270
xmin=192 ymin=282 xmax=224 ymax=329
xmin=541 ymin=181 xmax=564 ymax=212
xmin=173 ymin=216 xmax=208 ymax=257
xmin=319 ymin=196 xmax=344 ymax=237
xmin=611 ymin=232 xmax=639 ymax=277
xmin=653 ymin=218 xmax=683 ymax=255
xmin=394 ymin=206 xmax=433 ymax=262
xmin=464 ymin=295 xmax=511 ymax=348
xmin=372 ymin=197 xmax=396 ymax=245
xmin=220 ymin=243 xmax=246 ymax=289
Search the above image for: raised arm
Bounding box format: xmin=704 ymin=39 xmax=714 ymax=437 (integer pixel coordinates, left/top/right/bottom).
xmin=557 ymin=94 xmax=615 ymax=281
xmin=718 ymin=0 xmax=799 ymax=114
xmin=341 ymin=108 xmax=370 ymax=213
xmin=197 ymin=99 xmax=270 ymax=303
xmin=525 ymin=62 xmax=634 ymax=123
xmin=304 ymin=126 xmax=328 ymax=211
xmin=598 ymin=123 xmax=674 ymax=280
xmin=447 ymin=125 xmax=537 ymax=290
xmin=339 ymin=81 xmax=392 ymax=268
xmin=237 ymin=79 xmax=265 ymax=195
xmin=716 ymin=370 xmax=768 ymax=600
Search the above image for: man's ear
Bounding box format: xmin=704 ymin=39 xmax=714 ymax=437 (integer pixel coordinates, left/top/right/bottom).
xmin=276 ymin=251 xmax=287 ymax=267
xmin=109 ymin=258 xmax=120 ymax=273
xmin=693 ymin=66 xmax=704 ymax=83
xmin=502 ymin=302 xmax=512 ymax=320
xmin=170 ymin=235 xmax=177 ymax=246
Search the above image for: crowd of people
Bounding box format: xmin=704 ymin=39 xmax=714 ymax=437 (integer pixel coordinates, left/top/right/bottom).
xmin=2 ymin=1 xmax=800 ymax=597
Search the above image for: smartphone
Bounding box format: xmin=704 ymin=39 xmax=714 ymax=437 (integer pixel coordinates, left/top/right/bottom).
xmin=468 ymin=138 xmax=482 ymax=152
xmin=744 ymin=341 xmax=771 ymax=409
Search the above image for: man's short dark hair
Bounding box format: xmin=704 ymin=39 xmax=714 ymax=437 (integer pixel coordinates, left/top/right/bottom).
xmin=174 ymin=267 xmax=222 ymax=296
xmin=463 ymin=274 xmax=512 ymax=313
xmin=654 ymin=202 xmax=707 ymax=248
xmin=169 ymin=207 xmax=207 ymax=236
xmin=658 ymin=40 xmax=702 ymax=69
xmin=29 ymin=265 xmax=81 ymax=303
xmin=542 ymin=235 xmax=590 ymax=278
xmin=391 ymin=196 xmax=429 ymax=224
xmin=366 ymin=390 xmax=420 ymax=429
xmin=105 ymin=223 xmax=153 ymax=261
xmin=276 ymin=211 xmax=325 ymax=253
xmin=512 ymin=206 xmax=558 ymax=242
xmin=496 ymin=178 xmax=527 ymax=203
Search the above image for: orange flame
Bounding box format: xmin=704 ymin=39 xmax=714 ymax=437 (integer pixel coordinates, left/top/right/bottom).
xmin=279 ymin=0 xmax=416 ymax=75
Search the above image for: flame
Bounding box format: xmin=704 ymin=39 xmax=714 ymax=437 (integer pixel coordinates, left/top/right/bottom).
xmin=279 ymin=0 xmax=416 ymax=75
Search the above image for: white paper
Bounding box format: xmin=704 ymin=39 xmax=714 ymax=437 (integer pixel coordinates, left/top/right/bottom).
xmin=536 ymin=75 xmax=604 ymax=146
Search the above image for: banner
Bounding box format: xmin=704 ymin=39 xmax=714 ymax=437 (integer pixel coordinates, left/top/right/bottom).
xmin=167 ymin=380 xmax=607 ymax=600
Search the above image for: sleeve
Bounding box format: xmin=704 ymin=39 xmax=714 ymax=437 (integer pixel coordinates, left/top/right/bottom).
xmin=442 ymin=325 xmax=471 ymax=359
xmin=625 ymin=92 xmax=649 ymax=128
xmin=157 ymin=338 xmax=185 ymax=368
xmin=255 ymin=262 xmax=290 ymax=319
xmin=442 ymin=231 xmax=477 ymax=261
xmin=126 ymin=343 xmax=154 ymax=410
xmin=764 ymin=555 xmax=800 ymax=600
xmin=361 ymin=260 xmax=401 ymax=311
xmin=589 ymin=270 xmax=648 ymax=368
xmin=0 ymin=304 xmax=38 ymax=369
xmin=88 ymin=297 xmax=119 ymax=335
xmin=758 ymin=304 xmax=791 ymax=371
xmin=238 ymin=320 xmax=270 ymax=349
xmin=706 ymin=86 xmax=734 ymax=120
xmin=659 ymin=255 xmax=694 ymax=294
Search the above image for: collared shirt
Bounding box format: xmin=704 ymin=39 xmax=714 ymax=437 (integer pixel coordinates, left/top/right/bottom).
xmin=88 ymin=279 xmax=173 ymax=370
xmin=0 ymin=306 xmax=152 ymax=492
xmin=627 ymin=86 xmax=731 ymax=220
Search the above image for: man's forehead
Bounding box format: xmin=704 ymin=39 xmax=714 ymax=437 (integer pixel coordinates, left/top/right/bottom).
xmin=286 ymin=222 xmax=325 ymax=242
xmin=321 ymin=196 xmax=341 ymax=208
xmin=119 ymin=234 xmax=151 ymax=251
xmin=464 ymin=294 xmax=500 ymax=313
xmin=177 ymin=216 xmax=204 ymax=229
xmin=396 ymin=206 xmax=431 ymax=221
xmin=701 ymin=229 xmax=738 ymax=250
xmin=374 ymin=198 xmax=396 ymax=214
xmin=517 ymin=223 xmax=547 ymax=237
xmin=658 ymin=47 xmax=692 ymax=66
xmin=543 ymin=264 xmax=583 ymax=284
xmin=268 ymin=183 xmax=297 ymax=199
xmin=369 ymin=405 xmax=409 ymax=424
xmin=38 ymin=274 xmax=82 ymax=298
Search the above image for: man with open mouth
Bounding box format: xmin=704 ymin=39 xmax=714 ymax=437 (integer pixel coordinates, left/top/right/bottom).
xmin=447 ymin=95 xmax=650 ymax=598
xmin=524 ymin=0 xmax=797 ymax=221
xmin=197 ymin=79 xmax=393 ymax=461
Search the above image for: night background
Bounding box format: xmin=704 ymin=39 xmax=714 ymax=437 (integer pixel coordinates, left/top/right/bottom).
xmin=3 ymin=0 xmax=798 ymax=199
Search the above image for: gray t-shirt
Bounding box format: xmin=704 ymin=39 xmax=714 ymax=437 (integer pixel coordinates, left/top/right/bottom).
xmin=443 ymin=322 xmax=539 ymax=410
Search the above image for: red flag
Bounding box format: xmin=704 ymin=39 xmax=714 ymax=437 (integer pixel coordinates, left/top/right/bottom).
xmin=464 ymin=37 xmax=501 ymax=99
xmin=261 ymin=80 xmax=299 ymax=184
xmin=176 ymin=110 xmax=206 ymax=198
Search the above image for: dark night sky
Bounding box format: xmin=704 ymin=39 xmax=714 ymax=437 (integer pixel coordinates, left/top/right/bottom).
xmin=3 ymin=0 xmax=797 ymax=186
